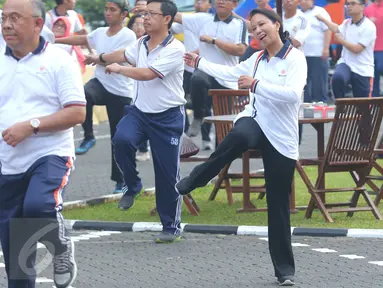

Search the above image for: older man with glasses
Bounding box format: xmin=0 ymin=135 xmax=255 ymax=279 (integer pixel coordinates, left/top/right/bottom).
xmin=0 ymin=0 xmax=85 ymax=287
xmin=317 ymin=0 xmax=377 ymax=98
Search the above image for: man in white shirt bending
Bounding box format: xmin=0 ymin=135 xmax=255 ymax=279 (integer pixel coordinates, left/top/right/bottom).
xmin=317 ymin=0 xmax=376 ymax=98
xmin=173 ymin=0 xmax=248 ymax=150
xmin=282 ymin=0 xmax=310 ymax=52
xmin=54 ymin=0 xmax=136 ymax=194
xmin=88 ymin=0 xmax=187 ymax=244
xmin=170 ymin=0 xmax=212 ymax=134
xmin=300 ymin=0 xmax=332 ymax=103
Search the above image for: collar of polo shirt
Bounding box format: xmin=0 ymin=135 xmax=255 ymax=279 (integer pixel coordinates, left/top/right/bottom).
xmin=54 ymin=7 xmax=69 ymax=17
xmin=351 ymin=15 xmax=365 ymax=26
xmin=5 ymin=36 xmax=47 ymax=60
xmin=143 ymin=32 xmax=174 ymax=47
xmin=213 ymin=13 xmax=234 ymax=24
xmin=261 ymin=40 xmax=292 ymax=60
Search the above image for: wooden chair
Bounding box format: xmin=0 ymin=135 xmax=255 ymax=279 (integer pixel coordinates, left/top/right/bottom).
xmin=296 ymin=98 xmax=383 ymax=222
xmin=207 ymin=89 xmax=267 ymax=208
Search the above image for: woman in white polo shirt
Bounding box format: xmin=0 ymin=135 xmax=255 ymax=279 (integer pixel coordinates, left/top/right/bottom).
xmin=177 ymin=8 xmax=307 ymax=286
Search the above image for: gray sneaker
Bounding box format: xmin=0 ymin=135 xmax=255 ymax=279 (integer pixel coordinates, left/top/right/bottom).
xmin=277 ymin=276 xmax=295 ymax=286
xmin=118 ymin=187 xmax=142 ymax=210
xmin=53 ymin=239 xmax=77 ymax=288
xmin=186 ymin=118 xmax=202 ymax=137
xmin=154 ymin=232 xmax=184 ymax=244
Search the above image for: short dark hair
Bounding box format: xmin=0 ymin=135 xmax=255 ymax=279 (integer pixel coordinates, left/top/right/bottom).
xmin=250 ymin=8 xmax=290 ymax=42
xmin=147 ymin=0 xmax=178 ymax=29
xmin=127 ymin=14 xmax=142 ymax=29
xmin=32 ymin=0 xmax=46 ymax=24
xmin=55 ymin=0 xmax=64 ymax=5
xmin=359 ymin=0 xmax=366 ymax=4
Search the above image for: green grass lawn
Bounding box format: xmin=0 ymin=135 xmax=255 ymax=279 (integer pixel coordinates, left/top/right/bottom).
xmin=63 ymin=165 xmax=383 ymax=229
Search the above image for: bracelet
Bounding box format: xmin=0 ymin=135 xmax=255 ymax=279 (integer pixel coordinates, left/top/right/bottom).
xmin=99 ymin=53 xmax=106 ymax=63
xmin=212 ymin=38 xmax=216 ymax=45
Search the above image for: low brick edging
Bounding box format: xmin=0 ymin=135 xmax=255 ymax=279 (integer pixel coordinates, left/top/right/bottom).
xmin=63 ymin=220 xmax=383 ymax=238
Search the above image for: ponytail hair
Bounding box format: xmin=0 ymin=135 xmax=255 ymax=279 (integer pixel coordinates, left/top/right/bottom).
xmin=249 ymin=8 xmax=290 ymax=43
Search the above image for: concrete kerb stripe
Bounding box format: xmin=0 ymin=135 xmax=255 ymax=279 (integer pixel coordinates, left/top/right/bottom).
xmin=62 ymin=220 xmax=383 ymax=238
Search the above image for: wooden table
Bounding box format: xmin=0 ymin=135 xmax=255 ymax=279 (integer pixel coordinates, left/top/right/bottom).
xmin=204 ymin=115 xmax=335 ymax=213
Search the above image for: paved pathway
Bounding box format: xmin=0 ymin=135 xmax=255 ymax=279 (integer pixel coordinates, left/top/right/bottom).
xmin=66 ymin=121 xmax=334 ymax=201
xmin=1 ymin=232 xmax=383 ymax=287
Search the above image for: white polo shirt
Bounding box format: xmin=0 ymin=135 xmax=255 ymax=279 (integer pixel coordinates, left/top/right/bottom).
xmin=337 ymin=16 xmax=376 ymax=77
xmin=87 ymin=27 xmax=136 ymax=97
xmin=195 ymin=40 xmax=307 ymax=160
xmin=182 ymin=13 xmax=248 ymax=89
xmin=283 ymin=10 xmax=310 ymax=52
xmin=171 ymin=22 xmax=199 ymax=73
xmin=124 ymin=33 xmax=187 ymax=113
xmin=302 ymin=6 xmax=331 ymax=57
xmin=45 ymin=8 xmax=83 ymax=33
xmin=0 ymin=38 xmax=86 ymax=175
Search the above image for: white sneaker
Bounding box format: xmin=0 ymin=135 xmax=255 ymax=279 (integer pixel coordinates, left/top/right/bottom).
xmin=202 ymin=141 xmax=214 ymax=151
xmin=136 ymin=151 xmax=150 ymax=161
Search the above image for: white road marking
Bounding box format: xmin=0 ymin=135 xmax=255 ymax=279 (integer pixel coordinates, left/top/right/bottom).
xmin=36 ymin=277 xmax=53 ymax=283
xmin=259 ymin=237 xmax=268 ymax=241
xmin=339 ymin=255 xmax=366 ymax=260
xmin=312 ymin=248 xmax=338 ymax=253
xmin=292 ymin=243 xmax=310 ymax=247
xmin=369 ymin=261 xmax=383 ymax=266
xmin=0 ymin=263 xmax=4 ymax=268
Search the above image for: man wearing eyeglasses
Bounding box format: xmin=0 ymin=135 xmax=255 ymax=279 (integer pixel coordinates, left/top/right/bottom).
xmin=0 ymin=0 xmax=86 ymax=287
xmin=54 ymin=0 xmax=136 ymax=194
xmin=173 ymin=0 xmax=248 ymax=150
xmin=316 ymin=0 xmax=377 ymax=98
xmin=85 ymin=0 xmax=187 ymax=244
xmin=0 ymin=9 xmax=56 ymax=50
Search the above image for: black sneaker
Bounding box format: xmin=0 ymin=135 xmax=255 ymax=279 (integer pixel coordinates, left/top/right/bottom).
xmin=175 ymin=176 xmax=195 ymax=196
xmin=118 ymin=185 xmax=142 ymax=210
xmin=53 ymin=239 xmax=77 ymax=288
xmin=277 ymin=276 xmax=295 ymax=286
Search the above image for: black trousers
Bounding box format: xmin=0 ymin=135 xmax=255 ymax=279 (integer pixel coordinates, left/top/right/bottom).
xmin=186 ymin=117 xmax=296 ymax=278
xmin=190 ymin=69 xmax=229 ymax=141
xmin=82 ymin=78 xmax=132 ymax=183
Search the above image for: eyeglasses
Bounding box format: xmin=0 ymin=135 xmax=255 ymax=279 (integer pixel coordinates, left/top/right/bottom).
xmin=141 ymin=11 xmax=164 ymax=17
xmin=53 ymin=23 xmax=66 ymax=29
xmin=0 ymin=13 xmax=40 ymax=25
xmin=345 ymin=2 xmax=362 ymax=6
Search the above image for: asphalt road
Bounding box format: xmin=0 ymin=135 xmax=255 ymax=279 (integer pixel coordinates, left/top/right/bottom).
xmin=1 ymin=231 xmax=383 ymax=287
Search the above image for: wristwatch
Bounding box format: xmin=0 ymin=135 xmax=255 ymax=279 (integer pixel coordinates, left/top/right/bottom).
xmin=99 ymin=53 xmax=106 ymax=63
xmin=30 ymin=119 xmax=40 ymax=134
xmin=212 ymin=38 xmax=216 ymax=45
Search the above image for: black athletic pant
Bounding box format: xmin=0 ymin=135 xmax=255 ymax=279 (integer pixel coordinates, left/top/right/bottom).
xmin=186 ymin=117 xmax=296 ymax=278
xmin=82 ymin=78 xmax=132 ymax=183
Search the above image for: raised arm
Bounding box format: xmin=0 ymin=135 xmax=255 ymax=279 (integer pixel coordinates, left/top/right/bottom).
xmin=54 ymin=35 xmax=89 ymax=46
xmin=316 ymin=14 xmax=339 ymax=34
xmin=184 ymin=53 xmax=252 ymax=82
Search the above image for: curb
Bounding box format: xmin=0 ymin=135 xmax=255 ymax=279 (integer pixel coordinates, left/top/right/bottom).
xmin=63 ymin=220 xmax=383 ymax=238
xmin=63 ymin=187 xmax=156 ymax=210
